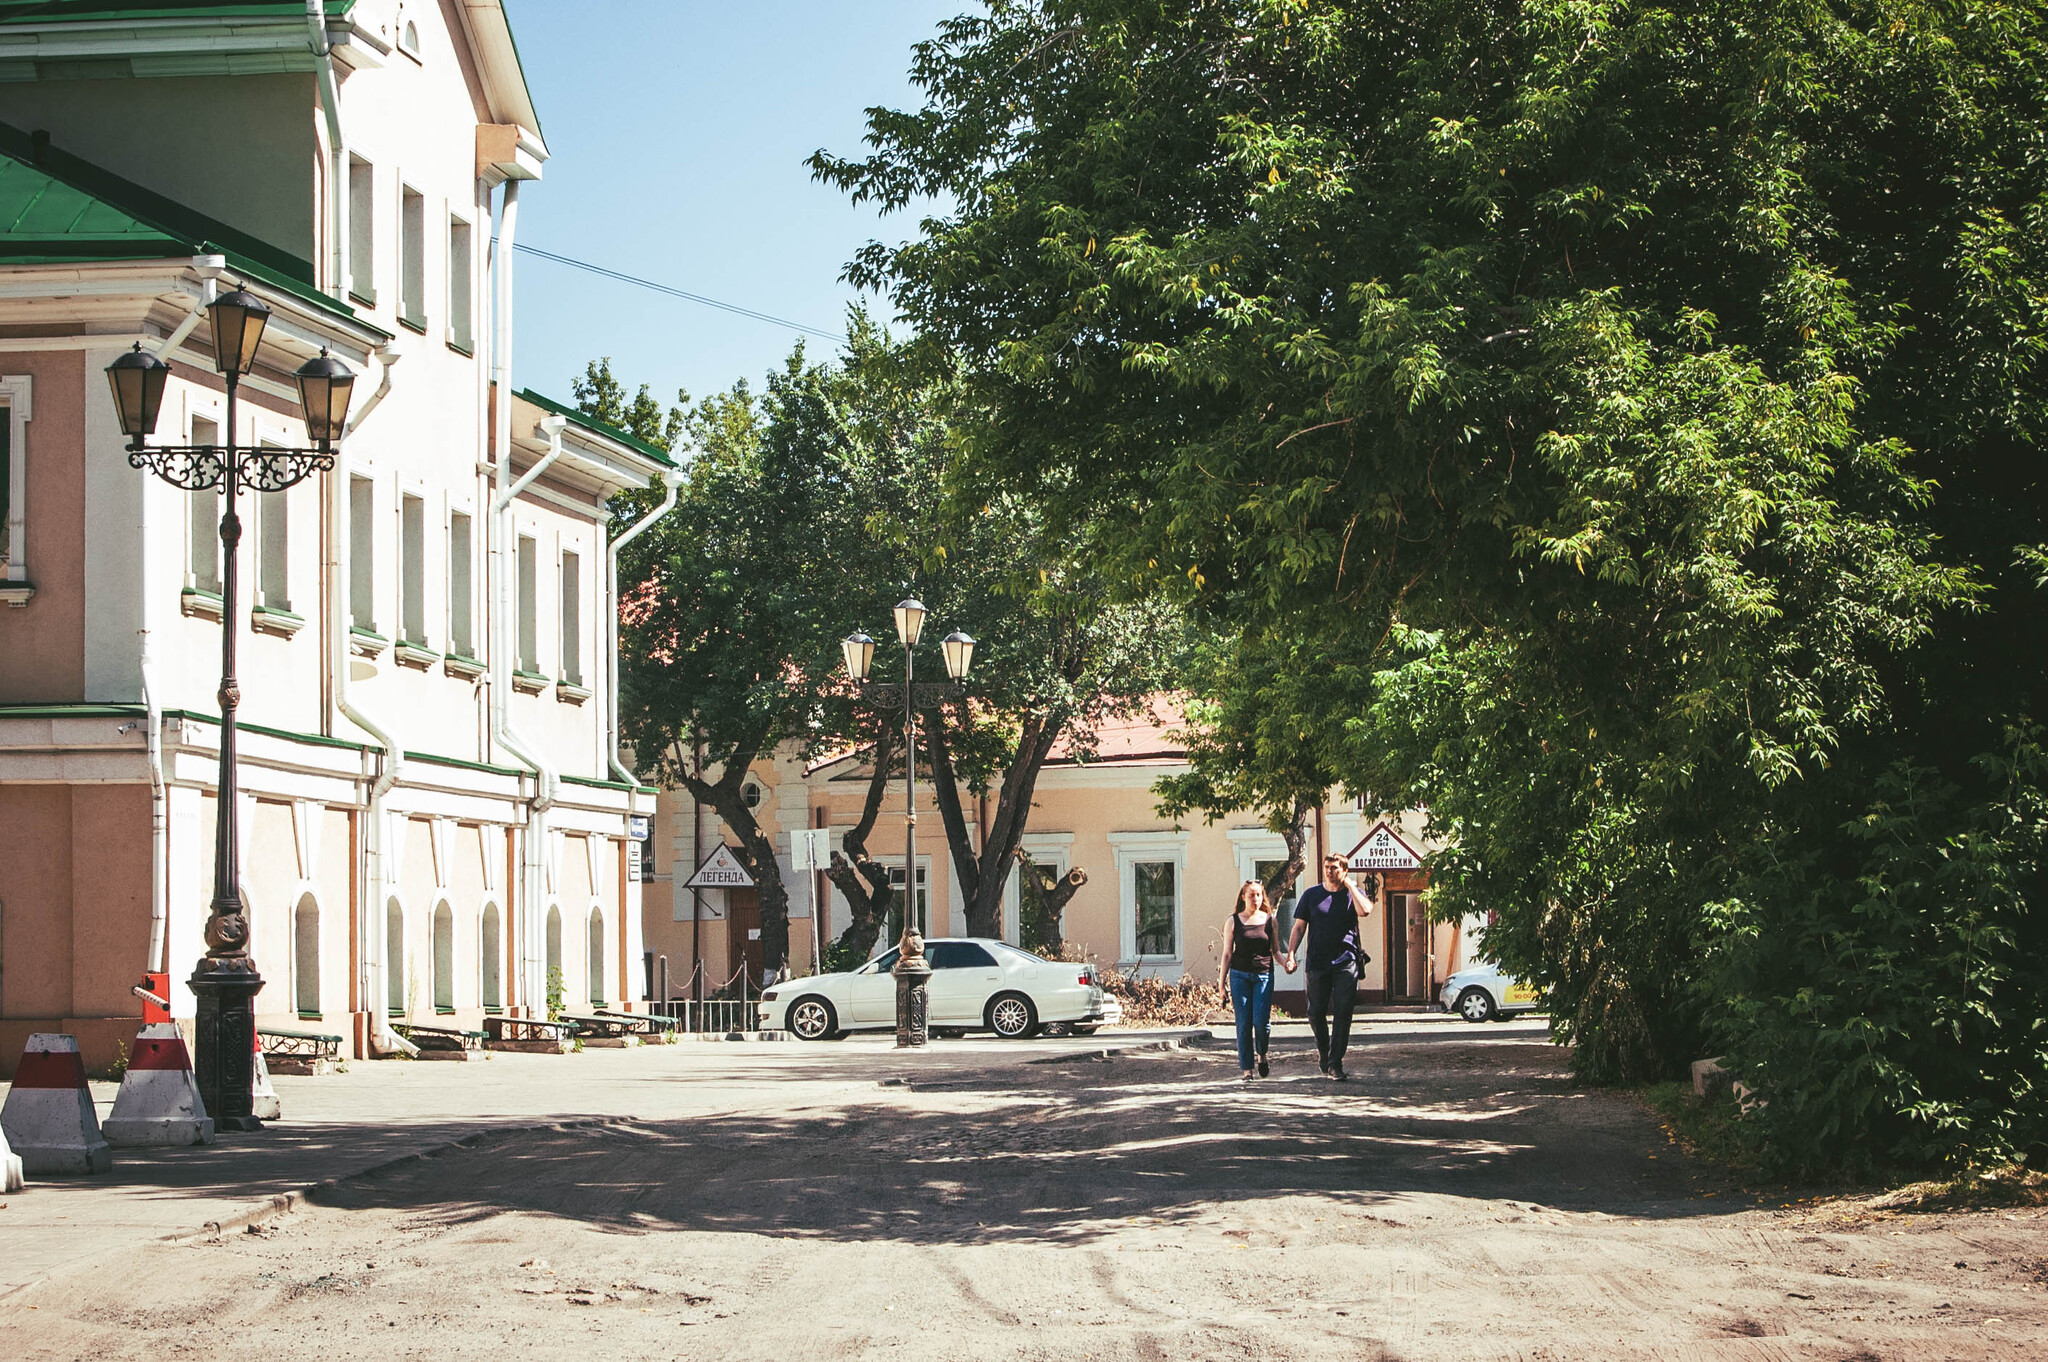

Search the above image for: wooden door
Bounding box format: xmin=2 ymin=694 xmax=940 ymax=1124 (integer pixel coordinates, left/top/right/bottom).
xmin=727 ymin=888 xmax=763 ymax=987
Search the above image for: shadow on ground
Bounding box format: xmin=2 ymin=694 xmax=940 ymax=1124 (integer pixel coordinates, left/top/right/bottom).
xmin=305 ymin=1037 xmax=1741 ymax=1246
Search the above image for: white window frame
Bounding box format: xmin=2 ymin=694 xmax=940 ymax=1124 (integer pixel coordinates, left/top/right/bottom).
xmin=398 ymin=485 xmax=430 ymax=648
xmin=1109 ymin=830 xmax=1189 ymax=975
xmin=446 ymin=501 xmax=476 ymax=661
xmin=346 ymin=463 xmax=379 ymax=637
xmin=1004 ymin=832 xmax=1074 ymax=947
xmin=884 ymin=856 xmax=933 ymax=937
xmin=251 ymin=427 xmax=296 ymax=619
xmin=446 ymin=212 xmax=474 ymax=353
xmin=398 ymin=178 xmax=427 ymax=331
xmin=0 ymin=373 xmax=33 ymax=604
xmin=183 ymin=401 xmax=225 ymax=597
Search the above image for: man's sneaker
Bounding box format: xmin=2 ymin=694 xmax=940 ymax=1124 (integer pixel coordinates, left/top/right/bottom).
xmin=1328 ymin=1063 xmax=1348 ymax=1082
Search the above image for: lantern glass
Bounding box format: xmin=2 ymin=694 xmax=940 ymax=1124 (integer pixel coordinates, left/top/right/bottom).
xmin=294 ymin=349 xmax=356 ymax=445
xmin=207 ymin=286 xmax=272 ymax=375
xmin=841 ymin=631 xmax=876 ymax=683
xmin=105 ymin=344 xmax=170 ymax=440
xmin=940 ymin=630 xmax=976 ymax=681
xmin=893 ymin=598 xmax=927 ymax=647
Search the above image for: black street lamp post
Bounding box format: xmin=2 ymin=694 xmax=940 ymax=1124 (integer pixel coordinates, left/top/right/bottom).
xmin=841 ymin=604 xmax=975 ymax=1048
xmin=105 ymin=288 xmax=356 ymax=1130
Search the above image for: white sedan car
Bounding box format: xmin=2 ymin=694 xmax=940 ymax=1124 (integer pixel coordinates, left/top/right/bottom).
xmin=758 ymin=938 xmax=1109 ymax=1040
xmin=1440 ymin=960 xmax=1542 ymax=1022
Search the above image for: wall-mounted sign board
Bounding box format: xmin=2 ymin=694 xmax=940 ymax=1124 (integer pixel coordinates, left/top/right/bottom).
xmin=1347 ymin=820 xmax=1423 ymax=871
xmin=686 ymin=843 xmax=755 ymax=888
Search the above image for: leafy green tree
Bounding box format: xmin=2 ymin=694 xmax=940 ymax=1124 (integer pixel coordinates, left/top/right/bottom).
xmin=818 ymin=0 xmax=2048 ymax=1165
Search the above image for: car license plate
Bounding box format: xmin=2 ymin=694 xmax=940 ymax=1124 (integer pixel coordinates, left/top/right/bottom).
xmin=1505 ymin=983 xmax=1537 ymax=1004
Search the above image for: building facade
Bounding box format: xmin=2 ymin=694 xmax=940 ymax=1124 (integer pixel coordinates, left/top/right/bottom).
xmin=643 ymin=703 xmax=1482 ymax=1011
xmin=0 ymin=1 xmax=666 ymax=1073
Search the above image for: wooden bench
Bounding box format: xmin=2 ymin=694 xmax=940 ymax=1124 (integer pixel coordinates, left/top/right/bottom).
xmin=260 ymin=1027 xmax=344 ymax=1075
xmin=596 ymin=1008 xmax=679 ymax=1042
xmin=394 ymin=1022 xmax=487 ymax=1061
xmin=558 ymin=1013 xmax=641 ymax=1047
xmin=483 ymin=1015 xmax=577 ymax=1054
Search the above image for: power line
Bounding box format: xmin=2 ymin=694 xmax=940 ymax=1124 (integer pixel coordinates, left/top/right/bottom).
xmin=512 ymin=242 xmax=844 ymax=342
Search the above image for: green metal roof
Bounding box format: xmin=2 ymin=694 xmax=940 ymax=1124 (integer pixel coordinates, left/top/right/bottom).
xmin=0 ymin=120 xmax=380 ymax=334
xmin=516 ymin=386 xmax=678 ymax=470
xmin=0 ymin=2 xmax=353 ymax=22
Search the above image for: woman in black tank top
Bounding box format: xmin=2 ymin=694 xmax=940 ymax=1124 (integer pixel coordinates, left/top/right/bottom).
xmin=1219 ymin=881 xmax=1292 ymax=1080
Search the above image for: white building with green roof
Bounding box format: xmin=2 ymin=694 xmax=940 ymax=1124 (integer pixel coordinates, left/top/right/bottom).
xmin=0 ymin=0 xmax=674 ymax=1074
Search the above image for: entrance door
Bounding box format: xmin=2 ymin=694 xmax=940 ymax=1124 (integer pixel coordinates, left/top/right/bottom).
xmin=727 ymin=887 xmax=763 ymax=987
xmin=1384 ymin=892 xmax=1430 ymax=1002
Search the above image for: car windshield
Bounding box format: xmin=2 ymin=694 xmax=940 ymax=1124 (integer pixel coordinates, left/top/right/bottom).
xmin=857 ymin=948 xmax=901 ymax=975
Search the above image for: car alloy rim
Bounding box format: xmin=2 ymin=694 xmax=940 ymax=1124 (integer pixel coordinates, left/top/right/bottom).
xmin=792 ymin=1000 xmax=829 ymax=1037
xmin=993 ymin=998 xmax=1029 ymax=1035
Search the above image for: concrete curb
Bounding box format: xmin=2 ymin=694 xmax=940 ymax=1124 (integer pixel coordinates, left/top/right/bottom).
xmin=166 ymin=1115 xmax=639 ymax=1244
xmin=1025 ymin=1031 xmax=1212 ymax=1065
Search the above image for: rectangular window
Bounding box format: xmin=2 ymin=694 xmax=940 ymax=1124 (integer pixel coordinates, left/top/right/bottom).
xmin=887 ymin=864 xmax=930 ymax=936
xmin=448 ymin=510 xmax=473 ymax=658
xmin=348 ymin=475 xmax=375 ymax=632
xmin=186 ymin=415 xmax=219 ymax=593
xmin=258 ymin=487 xmax=290 ymax=611
xmin=1134 ymin=861 xmax=1177 ymax=957
xmin=400 ymin=492 xmax=426 ymax=646
xmin=516 ymin=534 xmax=538 ymax=673
xmin=447 ymin=216 xmax=473 ymax=352
xmin=559 ymin=549 xmax=581 ymax=685
xmin=400 ymin=184 xmax=425 ymax=328
xmin=348 ymin=156 xmax=375 ymax=302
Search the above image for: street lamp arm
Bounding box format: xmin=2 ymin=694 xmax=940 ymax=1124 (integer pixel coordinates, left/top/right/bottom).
xmin=125 ymin=442 xmax=335 ymax=493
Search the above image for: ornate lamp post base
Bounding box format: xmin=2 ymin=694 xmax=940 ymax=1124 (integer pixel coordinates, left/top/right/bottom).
xmin=893 ymin=934 xmax=932 ymax=1049
xmin=189 ymin=959 xmax=265 ymax=1132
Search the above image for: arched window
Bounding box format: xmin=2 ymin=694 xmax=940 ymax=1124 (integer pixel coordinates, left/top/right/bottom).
xmin=481 ymin=903 xmax=502 ymax=1011
xmin=386 ymin=898 xmax=405 ymax=1015
xmin=400 ymin=20 xmax=420 ymax=57
xmin=545 ymin=903 xmax=562 ymax=977
xmin=432 ymin=901 xmax=455 ymax=1012
xmin=587 ymin=908 xmax=606 ymax=1005
xmin=293 ymin=894 xmax=320 ymax=1016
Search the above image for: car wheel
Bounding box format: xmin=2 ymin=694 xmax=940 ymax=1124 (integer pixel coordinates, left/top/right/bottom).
xmin=787 ymin=996 xmax=838 ymax=1041
xmin=988 ymin=992 xmax=1038 ymax=1039
xmin=1456 ymin=986 xmax=1496 ymax=1024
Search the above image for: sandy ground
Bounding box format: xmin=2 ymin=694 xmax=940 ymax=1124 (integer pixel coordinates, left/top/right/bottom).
xmin=5 ymin=1028 xmax=2042 ymax=1360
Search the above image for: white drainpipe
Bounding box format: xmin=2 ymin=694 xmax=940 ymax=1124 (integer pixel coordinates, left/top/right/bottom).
xmin=488 ymin=179 xmax=559 ymax=1015
xmin=325 ymin=343 xmax=417 ymax=1057
xmin=306 ymin=0 xmax=347 ymax=297
xmin=605 ymin=468 xmax=681 ymax=794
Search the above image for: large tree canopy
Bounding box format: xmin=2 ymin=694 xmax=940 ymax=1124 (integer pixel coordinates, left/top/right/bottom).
xmin=817 ymin=0 xmax=2048 ymax=1173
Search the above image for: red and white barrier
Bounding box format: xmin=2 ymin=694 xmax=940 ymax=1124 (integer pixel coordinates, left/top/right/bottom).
xmin=103 ymin=1023 xmax=214 ymax=1147
xmin=0 ymin=1033 xmax=112 ymax=1175
xmin=1 ymin=1122 xmax=22 ymax=1192
xmin=252 ymin=1026 xmax=280 ymax=1122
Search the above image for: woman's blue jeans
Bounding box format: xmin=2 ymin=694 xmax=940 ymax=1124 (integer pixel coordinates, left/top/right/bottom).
xmin=1228 ymin=968 xmax=1274 ymax=1072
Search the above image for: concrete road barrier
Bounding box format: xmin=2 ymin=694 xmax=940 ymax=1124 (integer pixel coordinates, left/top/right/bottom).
xmin=103 ymin=1023 xmax=215 ymax=1148
xmin=1 ymin=1033 xmax=113 ymax=1174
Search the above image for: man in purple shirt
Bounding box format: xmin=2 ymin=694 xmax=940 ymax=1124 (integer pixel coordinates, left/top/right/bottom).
xmin=1286 ymin=855 xmax=1373 ymax=1080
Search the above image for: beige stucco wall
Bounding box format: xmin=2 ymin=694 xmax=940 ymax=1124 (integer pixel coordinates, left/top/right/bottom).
xmin=0 ymin=351 xmax=86 ymax=702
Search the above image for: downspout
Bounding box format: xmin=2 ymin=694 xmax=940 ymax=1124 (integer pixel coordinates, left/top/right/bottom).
xmin=307 ymin=0 xmax=347 ymax=297
xmin=605 ymin=468 xmax=681 ymax=791
xmin=136 ymin=256 xmax=226 ymax=980
xmin=327 ymin=343 xmax=416 ymax=1057
xmin=488 ymin=179 xmax=560 ymax=1014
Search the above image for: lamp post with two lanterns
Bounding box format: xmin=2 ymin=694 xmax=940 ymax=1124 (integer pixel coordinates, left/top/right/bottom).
xmin=103 ymin=287 xmax=356 ymax=1131
xmin=841 ymin=599 xmax=974 ymax=1048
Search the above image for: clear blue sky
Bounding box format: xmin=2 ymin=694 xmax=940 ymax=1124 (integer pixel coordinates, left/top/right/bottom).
xmin=501 ymin=1 xmax=959 ymax=417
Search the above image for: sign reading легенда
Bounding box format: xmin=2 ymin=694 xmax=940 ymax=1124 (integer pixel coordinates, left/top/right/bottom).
xmin=686 ymin=844 xmax=755 ymax=889
xmin=1348 ymin=820 xmax=1423 ymax=871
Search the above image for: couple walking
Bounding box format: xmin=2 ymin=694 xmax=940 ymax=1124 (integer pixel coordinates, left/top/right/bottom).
xmin=1218 ymin=854 xmax=1371 ymax=1082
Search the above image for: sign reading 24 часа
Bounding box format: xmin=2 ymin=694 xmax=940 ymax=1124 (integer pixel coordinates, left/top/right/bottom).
xmin=1348 ymin=820 xmax=1423 ymax=872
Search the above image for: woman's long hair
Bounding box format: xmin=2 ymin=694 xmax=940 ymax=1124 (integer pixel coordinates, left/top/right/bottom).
xmin=1233 ymin=879 xmax=1269 ymax=917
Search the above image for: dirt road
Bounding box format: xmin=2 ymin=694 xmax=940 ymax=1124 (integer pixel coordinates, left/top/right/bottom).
xmin=6 ymin=1027 xmax=2041 ymax=1359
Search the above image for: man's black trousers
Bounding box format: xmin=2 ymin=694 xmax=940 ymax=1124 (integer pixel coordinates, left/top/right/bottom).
xmin=1304 ymin=967 xmax=1358 ymax=1069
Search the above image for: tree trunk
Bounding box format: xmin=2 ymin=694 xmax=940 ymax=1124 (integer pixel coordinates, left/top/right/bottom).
xmin=1022 ymin=860 xmax=1088 ymax=952
xmin=925 ymin=707 xmax=1066 ymax=940
xmin=822 ymin=719 xmax=899 ymax=964
xmin=1264 ymin=797 xmax=1316 ymax=908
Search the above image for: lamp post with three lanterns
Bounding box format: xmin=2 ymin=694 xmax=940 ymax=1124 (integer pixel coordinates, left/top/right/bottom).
xmin=104 ymin=286 xmax=356 ymax=1130
xmin=841 ymin=600 xmax=974 ymax=1048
